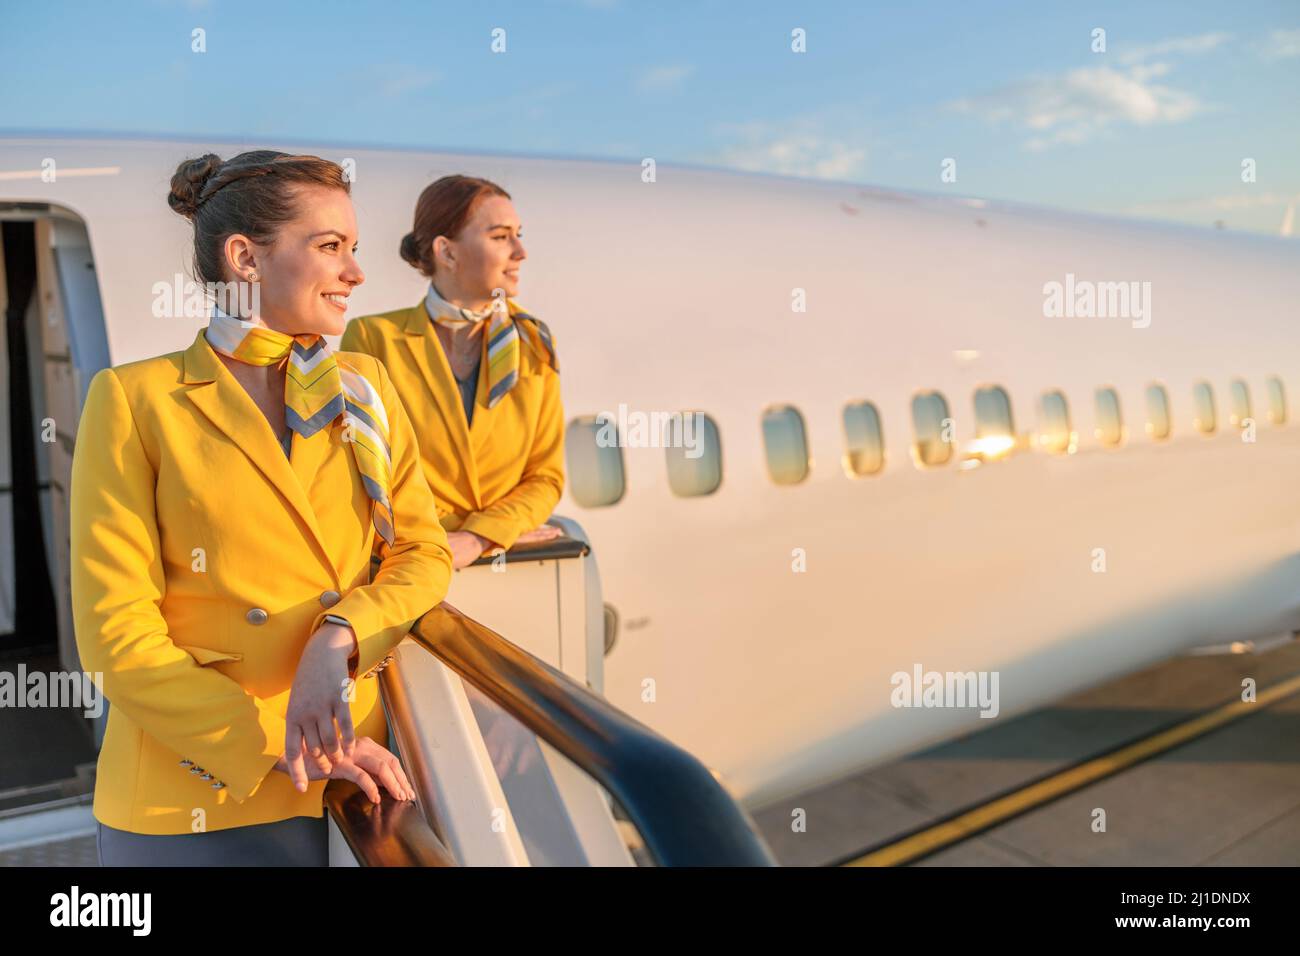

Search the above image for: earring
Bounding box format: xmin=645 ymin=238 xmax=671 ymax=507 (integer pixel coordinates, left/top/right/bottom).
xmin=247 ymin=272 xmax=258 ymax=282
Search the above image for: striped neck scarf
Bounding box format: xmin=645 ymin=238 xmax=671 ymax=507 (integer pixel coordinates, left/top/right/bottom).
xmin=204 ymin=305 xmax=395 ymax=549
xmin=423 ymin=282 xmax=520 ymax=408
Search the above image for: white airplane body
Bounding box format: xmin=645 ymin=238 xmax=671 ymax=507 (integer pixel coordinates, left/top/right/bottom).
xmin=2 ymin=136 xmax=1298 ymax=812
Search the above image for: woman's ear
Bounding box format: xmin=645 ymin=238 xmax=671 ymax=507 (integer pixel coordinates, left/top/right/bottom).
xmin=223 ymin=233 xmax=258 ymax=282
xmin=433 ymin=235 xmax=453 ymax=271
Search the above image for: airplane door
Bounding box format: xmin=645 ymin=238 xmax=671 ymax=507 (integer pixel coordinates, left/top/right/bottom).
xmin=0 ymin=210 xmax=110 ymax=673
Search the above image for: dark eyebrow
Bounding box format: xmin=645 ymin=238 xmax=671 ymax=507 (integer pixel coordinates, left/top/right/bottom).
xmin=310 ymin=230 xmax=352 ymax=241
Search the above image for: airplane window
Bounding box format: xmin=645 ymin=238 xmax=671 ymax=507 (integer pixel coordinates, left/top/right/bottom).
xmin=910 ymin=391 xmax=953 ymax=467
xmin=1036 ymin=390 xmax=1072 ymax=454
xmin=1191 ymin=382 xmax=1216 ymax=434
xmin=761 ymin=405 xmax=810 ymax=485
xmin=565 ymin=415 xmax=626 ymax=507
xmin=1266 ymin=376 xmax=1286 ymax=425
xmin=1095 ymin=387 xmax=1123 ymax=446
xmin=665 ymin=412 xmax=722 ymax=497
xmin=1229 ymin=379 xmax=1251 ymax=428
xmin=1144 ymin=383 xmax=1172 ymax=440
xmin=975 ymin=386 xmax=1014 ymax=434
xmin=842 ymin=401 xmax=884 ymax=477
xmin=971 ymin=385 xmax=1016 ymax=460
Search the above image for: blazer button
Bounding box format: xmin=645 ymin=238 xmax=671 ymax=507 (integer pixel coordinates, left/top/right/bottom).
xmin=211 ymin=781 xmax=226 ymax=790
xmin=246 ymin=607 xmax=268 ymax=625
xmin=319 ymin=590 xmax=341 ymax=608
xmin=200 ymin=773 xmax=213 ymax=781
xmin=179 ymin=759 xmax=193 ymax=767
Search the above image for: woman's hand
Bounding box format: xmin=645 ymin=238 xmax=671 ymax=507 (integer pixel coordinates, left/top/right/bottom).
xmin=284 ymin=623 xmax=358 ymax=792
xmin=447 ymin=524 xmax=560 ymax=570
xmin=274 ymin=736 xmax=415 ymax=805
xmin=447 ymin=530 xmax=491 ymax=569
xmin=514 ymin=523 xmax=564 ymax=546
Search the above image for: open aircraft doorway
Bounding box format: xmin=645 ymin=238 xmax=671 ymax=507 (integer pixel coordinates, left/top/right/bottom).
xmin=0 ymin=203 xmax=110 ymax=814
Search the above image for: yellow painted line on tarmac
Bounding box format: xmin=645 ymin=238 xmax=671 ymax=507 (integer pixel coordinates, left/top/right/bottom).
xmin=842 ymin=671 xmax=1300 ymax=867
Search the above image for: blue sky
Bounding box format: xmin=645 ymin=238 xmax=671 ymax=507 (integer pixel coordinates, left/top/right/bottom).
xmin=3 ymin=1 xmax=1298 ymax=233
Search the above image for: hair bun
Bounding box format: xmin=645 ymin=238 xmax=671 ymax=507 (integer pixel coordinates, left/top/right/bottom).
xmin=399 ymin=231 xmax=422 ymax=269
xmin=168 ymin=154 xmax=224 ymax=220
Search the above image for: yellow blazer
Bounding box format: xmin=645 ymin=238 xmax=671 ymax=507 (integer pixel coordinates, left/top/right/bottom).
xmin=340 ymin=299 xmax=564 ymax=551
xmin=70 ymin=329 xmax=453 ymax=835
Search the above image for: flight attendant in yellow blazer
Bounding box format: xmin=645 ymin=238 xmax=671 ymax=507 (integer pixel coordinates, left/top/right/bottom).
xmin=71 ymin=150 xmax=453 ymax=865
xmin=340 ymin=175 xmax=564 ymax=569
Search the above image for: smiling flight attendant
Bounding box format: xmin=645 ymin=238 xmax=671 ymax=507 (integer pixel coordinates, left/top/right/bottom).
xmin=71 ymin=150 xmax=453 ymax=866
xmin=340 ymin=176 xmax=564 ymax=569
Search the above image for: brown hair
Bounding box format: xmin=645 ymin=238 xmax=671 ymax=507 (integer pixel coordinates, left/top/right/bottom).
xmin=167 ymin=150 xmax=351 ymax=286
xmin=399 ymin=175 xmax=511 ymax=278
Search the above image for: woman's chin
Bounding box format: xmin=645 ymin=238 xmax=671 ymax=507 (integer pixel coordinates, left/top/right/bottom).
xmin=309 ymin=310 xmax=346 ymax=337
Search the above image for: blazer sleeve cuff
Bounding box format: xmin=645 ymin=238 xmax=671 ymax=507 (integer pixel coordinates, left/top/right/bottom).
xmin=458 ymin=513 xmax=523 ymax=552
xmin=309 ymin=606 xmax=409 ymax=682
xmin=218 ymin=700 xmax=288 ymax=804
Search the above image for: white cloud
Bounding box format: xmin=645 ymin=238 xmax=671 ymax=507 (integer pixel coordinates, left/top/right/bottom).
xmin=709 ymin=120 xmax=868 ymax=179
xmin=1262 ymin=29 xmax=1300 ymax=60
xmin=636 ymin=64 xmax=694 ymax=92
xmin=1129 ymin=61 xmax=1171 ymax=82
xmin=949 ymin=30 xmax=1231 ymax=149
xmin=1117 ymin=32 xmax=1232 ymax=64
xmin=950 ymin=64 xmax=1202 ymax=150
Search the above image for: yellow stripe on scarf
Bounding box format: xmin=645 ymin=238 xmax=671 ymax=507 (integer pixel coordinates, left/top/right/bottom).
xmin=204 ymin=306 xmax=395 ymax=549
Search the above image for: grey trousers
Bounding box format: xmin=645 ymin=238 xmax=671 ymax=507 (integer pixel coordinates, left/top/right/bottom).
xmin=96 ymin=814 xmax=329 ymax=867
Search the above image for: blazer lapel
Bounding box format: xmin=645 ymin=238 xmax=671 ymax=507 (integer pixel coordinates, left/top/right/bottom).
xmin=180 ymin=329 xmax=338 ymax=577
xmin=398 ymin=302 xmax=481 ymax=503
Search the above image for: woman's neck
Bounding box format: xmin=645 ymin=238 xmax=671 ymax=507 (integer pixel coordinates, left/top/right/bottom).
xmin=434 ymin=321 xmax=485 ymax=363
xmin=432 ymin=279 xmax=495 ymax=316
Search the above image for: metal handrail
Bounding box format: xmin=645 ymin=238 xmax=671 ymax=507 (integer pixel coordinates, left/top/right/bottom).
xmin=324 ymin=779 xmax=456 ymax=867
xmin=466 ymin=531 xmax=590 ymax=567
xmin=403 ymin=602 xmax=777 ymax=867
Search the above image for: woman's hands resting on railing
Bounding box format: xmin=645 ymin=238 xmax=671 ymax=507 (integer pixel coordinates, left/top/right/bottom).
xmin=273 ymin=736 xmax=416 ymax=805
xmin=446 ymin=523 xmax=564 ymax=570
xmin=278 ymin=621 xmax=415 ymax=804
xmin=514 ymin=523 xmax=565 ymax=546
xmin=283 ymin=622 xmax=358 ymax=791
